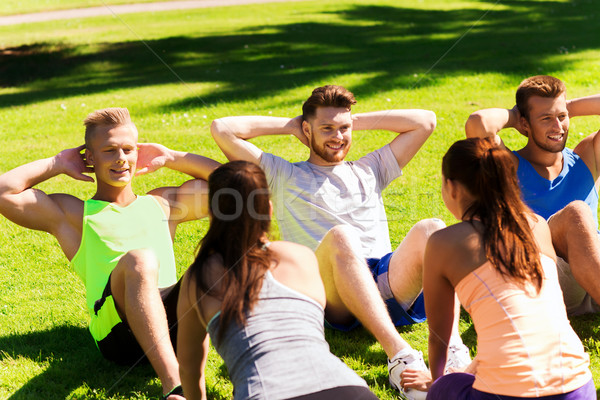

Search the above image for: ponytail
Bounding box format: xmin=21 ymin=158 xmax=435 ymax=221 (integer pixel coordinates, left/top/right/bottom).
xmin=443 ymin=138 xmax=543 ymax=291
xmin=189 ymin=161 xmax=274 ymax=341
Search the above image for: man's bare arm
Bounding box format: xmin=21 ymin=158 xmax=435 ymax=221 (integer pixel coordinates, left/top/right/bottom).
xmin=0 ymin=146 xmax=88 ymax=258
xmin=211 ymin=116 xmax=305 ymax=163
xmin=143 ymin=144 xmax=219 ymax=225
xmin=352 ymin=110 xmax=436 ymax=169
xmin=136 ymin=143 xmax=220 ymax=181
xmin=567 ymin=94 xmax=600 ymax=118
xmin=465 ymin=106 xmax=526 ymax=147
xmin=568 ymin=94 xmax=600 ymax=179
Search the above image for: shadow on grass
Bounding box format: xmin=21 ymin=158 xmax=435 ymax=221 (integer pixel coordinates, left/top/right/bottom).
xmin=0 ymin=0 xmax=599 ymax=109
xmin=0 ymin=325 xmax=158 ymax=400
xmin=325 ymin=325 xmax=391 ymax=389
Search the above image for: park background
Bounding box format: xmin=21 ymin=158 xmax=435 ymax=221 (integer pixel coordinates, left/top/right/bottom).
xmin=0 ymin=0 xmax=599 ymax=398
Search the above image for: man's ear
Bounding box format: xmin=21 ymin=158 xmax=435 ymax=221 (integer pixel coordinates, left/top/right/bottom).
xmin=302 ymin=120 xmax=311 ymax=141
xmin=85 ymin=148 xmax=94 ymax=166
xmin=520 ymin=116 xmax=531 ymax=137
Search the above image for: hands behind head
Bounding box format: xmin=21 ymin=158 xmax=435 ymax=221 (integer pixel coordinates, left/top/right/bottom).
xmin=135 ymin=142 xmax=172 ymax=176
xmin=56 ymin=145 xmax=95 ymax=182
xmin=291 ymin=115 xmax=310 ymax=147
xmin=510 ymin=105 xmax=528 ymax=138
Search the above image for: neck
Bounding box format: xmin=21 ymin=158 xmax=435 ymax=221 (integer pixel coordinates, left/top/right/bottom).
xmin=92 ymin=183 xmax=137 ymax=206
xmin=306 ymin=152 xmax=344 ymax=167
xmin=519 ymin=142 xmax=563 ymax=168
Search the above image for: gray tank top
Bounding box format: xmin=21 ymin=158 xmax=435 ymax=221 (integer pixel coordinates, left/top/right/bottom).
xmin=207 ymin=271 xmax=367 ymax=399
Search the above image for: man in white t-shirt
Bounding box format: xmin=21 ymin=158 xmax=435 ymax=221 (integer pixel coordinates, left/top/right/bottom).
xmin=211 ymin=85 xmax=469 ymax=399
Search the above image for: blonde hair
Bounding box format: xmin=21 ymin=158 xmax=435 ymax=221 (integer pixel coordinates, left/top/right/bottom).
xmin=83 ymin=107 xmax=133 ymax=147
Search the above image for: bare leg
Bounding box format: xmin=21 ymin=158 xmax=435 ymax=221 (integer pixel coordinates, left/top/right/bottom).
xmin=110 ymin=249 xmax=183 ymax=399
xmin=388 ymin=218 xmax=446 ymax=308
xmin=316 ymin=225 xmax=410 ymax=359
xmin=388 ymin=219 xmax=462 ymax=338
xmin=388 ymin=219 xmax=469 ymax=371
xmin=548 ymin=200 xmax=600 ymax=307
xmin=388 ymin=218 xmax=461 ymax=335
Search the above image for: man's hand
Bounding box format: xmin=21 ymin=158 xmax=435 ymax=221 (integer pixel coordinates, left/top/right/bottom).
xmin=55 ymin=144 xmax=95 ymax=182
xmin=509 ymin=105 xmax=528 ymax=137
xmin=135 ymin=143 xmax=172 ymax=176
xmin=290 ymin=116 xmax=309 ymax=147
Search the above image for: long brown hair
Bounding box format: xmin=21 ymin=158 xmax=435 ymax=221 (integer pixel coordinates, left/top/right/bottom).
xmin=442 ymin=138 xmax=544 ymax=291
xmin=189 ymin=161 xmax=274 ymax=338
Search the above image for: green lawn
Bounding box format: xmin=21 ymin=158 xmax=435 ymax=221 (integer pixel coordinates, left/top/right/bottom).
xmin=1 ymin=0 xmax=599 ymax=399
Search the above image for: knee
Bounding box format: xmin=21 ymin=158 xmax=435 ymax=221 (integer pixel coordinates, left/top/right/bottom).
xmin=411 ymin=218 xmax=446 ymax=241
xmin=550 ymin=201 xmax=596 ymax=235
xmin=322 ymin=225 xmax=362 ymax=251
xmin=561 ymin=201 xmax=594 ymax=225
xmin=318 ymin=225 xmax=363 ymax=267
xmin=119 ymin=249 xmax=160 ymax=280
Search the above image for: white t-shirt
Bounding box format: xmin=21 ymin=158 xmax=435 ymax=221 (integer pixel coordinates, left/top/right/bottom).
xmin=260 ymin=144 xmax=402 ymax=258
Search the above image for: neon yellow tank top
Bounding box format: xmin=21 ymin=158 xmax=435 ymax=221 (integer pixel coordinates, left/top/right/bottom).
xmin=71 ymin=195 xmax=177 ymax=316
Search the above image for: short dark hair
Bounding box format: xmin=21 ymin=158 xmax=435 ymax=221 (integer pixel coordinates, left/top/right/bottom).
xmin=516 ymin=75 xmax=566 ymax=121
xmin=302 ymin=85 xmax=357 ymax=121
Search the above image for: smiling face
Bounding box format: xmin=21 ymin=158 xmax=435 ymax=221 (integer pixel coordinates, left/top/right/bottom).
xmin=303 ymin=106 xmax=352 ymax=166
xmin=523 ymin=94 xmax=569 ymax=154
xmin=86 ymin=124 xmax=138 ymax=188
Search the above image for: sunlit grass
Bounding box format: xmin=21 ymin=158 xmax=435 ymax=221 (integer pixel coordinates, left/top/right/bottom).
xmin=1 ymin=0 xmax=599 ymax=398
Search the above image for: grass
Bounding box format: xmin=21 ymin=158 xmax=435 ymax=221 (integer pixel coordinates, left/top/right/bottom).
xmin=0 ymin=0 xmax=599 ymax=398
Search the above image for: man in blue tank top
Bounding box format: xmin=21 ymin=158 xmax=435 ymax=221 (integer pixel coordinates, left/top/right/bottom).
xmin=465 ymin=75 xmax=600 ymax=316
xmin=0 ymin=108 xmax=219 ymax=400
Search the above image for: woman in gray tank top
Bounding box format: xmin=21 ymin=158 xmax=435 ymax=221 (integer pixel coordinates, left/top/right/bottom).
xmin=177 ymin=161 xmax=379 ymax=400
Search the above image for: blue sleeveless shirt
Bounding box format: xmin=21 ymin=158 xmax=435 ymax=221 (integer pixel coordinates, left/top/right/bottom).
xmin=514 ymin=148 xmax=598 ymax=228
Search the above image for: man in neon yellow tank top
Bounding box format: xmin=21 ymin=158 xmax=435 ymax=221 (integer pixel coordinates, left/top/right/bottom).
xmin=0 ymin=108 xmax=219 ymax=400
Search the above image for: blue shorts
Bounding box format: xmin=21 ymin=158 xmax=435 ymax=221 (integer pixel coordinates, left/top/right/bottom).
xmin=325 ymin=252 xmax=427 ymax=332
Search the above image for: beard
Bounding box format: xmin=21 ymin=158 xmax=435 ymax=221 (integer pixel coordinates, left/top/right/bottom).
xmin=310 ymin=134 xmax=351 ymax=164
xmin=530 ymin=127 xmax=568 ymax=153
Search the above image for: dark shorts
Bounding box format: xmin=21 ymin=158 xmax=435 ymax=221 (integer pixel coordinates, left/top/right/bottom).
xmin=93 ymin=274 xmax=181 ymax=366
xmin=285 ymin=385 xmax=379 ymax=400
xmin=325 ymin=252 xmax=427 ymax=332
xmin=428 ymin=373 xmax=596 ymax=400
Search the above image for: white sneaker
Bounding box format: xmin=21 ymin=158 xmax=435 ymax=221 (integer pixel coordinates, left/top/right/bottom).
xmin=444 ymin=342 xmax=471 ymax=374
xmin=388 ymin=348 xmax=428 ymax=400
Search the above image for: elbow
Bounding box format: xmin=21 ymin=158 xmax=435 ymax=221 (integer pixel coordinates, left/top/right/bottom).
xmin=423 ymin=110 xmax=436 ymax=136
xmin=0 ymin=184 xmax=12 ymax=210
xmin=210 ymin=118 xmax=226 ymax=140
xmin=465 ymin=112 xmax=484 ymax=138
